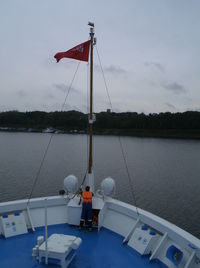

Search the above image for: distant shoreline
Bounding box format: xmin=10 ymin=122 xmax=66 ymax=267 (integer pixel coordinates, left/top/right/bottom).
xmin=0 ymin=110 xmax=200 ymax=140
xmin=1 ymin=127 xmax=200 ymax=140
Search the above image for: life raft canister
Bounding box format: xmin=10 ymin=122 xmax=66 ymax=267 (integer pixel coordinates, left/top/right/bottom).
xmin=82 ymin=191 xmax=92 ymax=203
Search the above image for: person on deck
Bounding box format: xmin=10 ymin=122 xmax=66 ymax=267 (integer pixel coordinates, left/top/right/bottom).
xmin=79 ymin=186 xmax=93 ymax=231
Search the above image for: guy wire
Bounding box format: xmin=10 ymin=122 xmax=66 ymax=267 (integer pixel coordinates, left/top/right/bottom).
xmin=95 ymin=45 xmax=140 ymax=218
xmin=27 ymin=62 xmax=81 ymax=206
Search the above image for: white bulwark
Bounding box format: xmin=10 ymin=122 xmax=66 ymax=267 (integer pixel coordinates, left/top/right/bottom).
xmin=0 ymin=195 xmax=200 ymax=267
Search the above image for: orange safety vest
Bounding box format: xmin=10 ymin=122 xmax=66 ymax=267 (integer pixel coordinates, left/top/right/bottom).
xmin=82 ymin=191 xmax=92 ymax=203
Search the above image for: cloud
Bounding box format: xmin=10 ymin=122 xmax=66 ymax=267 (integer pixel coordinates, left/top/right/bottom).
xmin=105 ymin=65 xmax=127 ymax=75
xmin=144 ymin=62 xmax=165 ymax=73
xmin=62 ymin=103 xmax=82 ymax=112
xmin=16 ymin=90 xmax=28 ymax=98
xmin=43 ymin=56 xmax=76 ymax=69
xmin=53 ymin=83 xmax=80 ymax=94
xmin=164 ymin=102 xmax=176 ymax=109
xmin=94 ymin=64 xmax=101 ymax=73
xmin=46 ymin=93 xmax=54 ymax=99
xmin=39 ymin=102 xmax=81 ymax=112
xmin=0 ymin=105 xmax=17 ymax=111
xmin=94 ymin=64 xmax=127 ymax=75
xmin=186 ymin=107 xmax=200 ymax=112
xmin=163 ymin=82 xmax=186 ymax=94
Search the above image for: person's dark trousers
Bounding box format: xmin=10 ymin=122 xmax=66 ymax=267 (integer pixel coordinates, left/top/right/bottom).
xmin=79 ymin=202 xmax=92 ymax=227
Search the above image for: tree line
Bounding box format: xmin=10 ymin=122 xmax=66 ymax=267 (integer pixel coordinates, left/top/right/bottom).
xmin=0 ymin=110 xmax=199 ymax=130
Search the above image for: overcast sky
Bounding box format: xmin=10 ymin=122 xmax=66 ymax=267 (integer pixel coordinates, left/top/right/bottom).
xmin=0 ymin=0 xmax=199 ymax=114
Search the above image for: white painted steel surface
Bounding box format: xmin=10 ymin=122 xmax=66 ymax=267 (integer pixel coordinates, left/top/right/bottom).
xmin=37 ymin=234 xmax=82 ymax=268
xmin=100 ymin=177 xmax=115 ymax=196
xmin=1 ymin=195 xmax=200 ymax=267
xmin=64 ymin=175 xmax=78 ymax=194
xmin=0 ymin=212 xmax=27 ymax=238
xmin=128 ymin=227 xmax=160 ymax=255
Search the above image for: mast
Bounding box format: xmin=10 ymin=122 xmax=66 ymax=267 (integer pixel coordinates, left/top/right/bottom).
xmin=87 ymin=22 xmax=95 ymax=192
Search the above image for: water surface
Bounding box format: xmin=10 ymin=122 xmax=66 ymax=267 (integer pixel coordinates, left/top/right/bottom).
xmin=0 ymin=132 xmax=199 ymax=238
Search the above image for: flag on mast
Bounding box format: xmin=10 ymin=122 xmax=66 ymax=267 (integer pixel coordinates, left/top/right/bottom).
xmin=54 ymin=40 xmax=90 ymax=62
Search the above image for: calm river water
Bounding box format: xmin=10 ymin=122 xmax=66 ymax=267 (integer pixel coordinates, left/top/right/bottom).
xmin=0 ymin=132 xmax=200 ymax=238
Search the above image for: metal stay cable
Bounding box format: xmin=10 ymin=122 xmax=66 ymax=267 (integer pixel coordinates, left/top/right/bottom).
xmin=76 ymin=62 xmax=90 ymax=192
xmin=58 ymin=61 xmax=90 ymax=202
xmin=27 ymin=62 xmax=81 ymax=206
xmin=69 ymin=62 xmax=90 ymax=198
xmin=51 ymin=62 xmax=90 ymax=202
xmin=118 ymin=137 xmax=140 ymax=218
xmin=86 ymin=62 xmax=89 ymax=169
xmin=95 ymin=45 xmax=140 ymax=218
xmin=95 ymin=46 xmax=113 ymax=111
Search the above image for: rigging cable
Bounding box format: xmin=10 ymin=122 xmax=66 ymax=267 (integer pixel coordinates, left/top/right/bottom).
xmin=69 ymin=63 xmax=91 ymax=198
xmin=86 ymin=62 xmax=89 ymax=172
xmin=27 ymin=62 xmax=81 ymax=206
xmin=95 ymin=45 xmax=140 ymax=218
xmin=60 ymin=62 xmax=90 ymax=201
xmin=60 ymin=61 xmax=90 ymax=201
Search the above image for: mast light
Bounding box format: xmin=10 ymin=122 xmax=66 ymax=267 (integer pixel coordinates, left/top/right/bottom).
xmin=88 ymin=22 xmax=94 ymax=27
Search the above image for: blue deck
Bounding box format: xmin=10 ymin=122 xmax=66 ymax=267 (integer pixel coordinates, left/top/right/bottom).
xmin=0 ymin=224 xmax=167 ymax=268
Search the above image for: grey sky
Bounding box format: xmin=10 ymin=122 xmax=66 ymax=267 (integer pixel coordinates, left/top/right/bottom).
xmin=0 ymin=0 xmax=199 ymax=113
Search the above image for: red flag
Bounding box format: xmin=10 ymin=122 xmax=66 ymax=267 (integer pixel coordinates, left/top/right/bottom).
xmin=54 ymin=40 xmax=90 ymax=63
